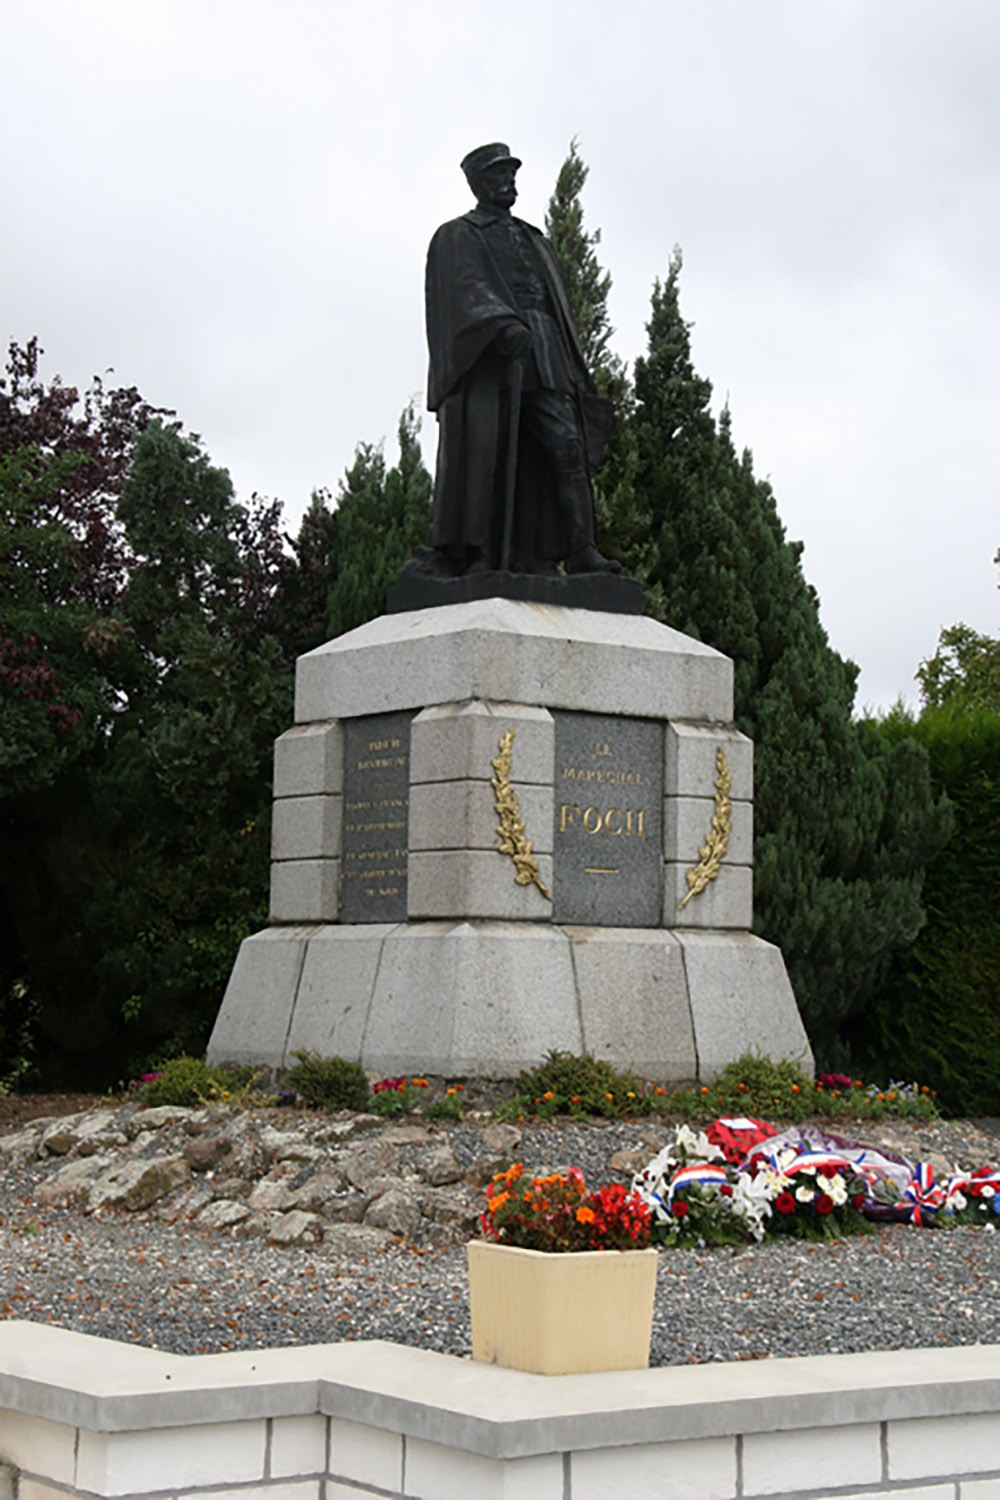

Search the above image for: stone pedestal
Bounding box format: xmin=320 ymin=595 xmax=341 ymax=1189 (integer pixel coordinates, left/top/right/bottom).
xmin=208 ymin=599 xmax=812 ymax=1082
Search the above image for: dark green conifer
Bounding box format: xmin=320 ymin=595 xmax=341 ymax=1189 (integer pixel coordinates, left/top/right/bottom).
xmin=325 ymin=404 xmax=431 ymax=638
xmin=631 ymin=254 xmax=951 ymax=1055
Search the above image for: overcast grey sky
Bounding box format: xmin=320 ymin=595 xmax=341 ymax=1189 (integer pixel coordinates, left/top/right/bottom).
xmin=3 ymin=0 xmax=998 ymax=711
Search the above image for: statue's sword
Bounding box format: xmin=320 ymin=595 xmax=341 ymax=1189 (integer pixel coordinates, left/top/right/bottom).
xmin=499 ymin=356 xmax=524 ymax=571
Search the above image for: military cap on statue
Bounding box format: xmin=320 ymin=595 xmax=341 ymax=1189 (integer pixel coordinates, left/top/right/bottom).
xmin=460 ymin=142 xmax=522 ymax=186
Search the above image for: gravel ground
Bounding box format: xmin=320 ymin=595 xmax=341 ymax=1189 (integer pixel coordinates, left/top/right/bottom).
xmin=1 ymin=1107 xmax=999 ymax=1365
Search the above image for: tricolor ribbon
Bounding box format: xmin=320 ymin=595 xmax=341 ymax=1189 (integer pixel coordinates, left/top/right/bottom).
xmin=667 ymin=1163 xmax=730 ymax=1208
xmin=899 ymin=1161 xmax=946 ymax=1225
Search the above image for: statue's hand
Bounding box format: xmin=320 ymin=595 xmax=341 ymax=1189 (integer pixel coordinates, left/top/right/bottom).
xmin=495 ymin=321 xmax=532 ymax=358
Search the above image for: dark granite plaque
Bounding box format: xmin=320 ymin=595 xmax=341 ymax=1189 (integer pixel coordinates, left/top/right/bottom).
xmin=340 ymin=710 xmax=413 ymax=924
xmin=552 ymin=712 xmax=663 ymax=927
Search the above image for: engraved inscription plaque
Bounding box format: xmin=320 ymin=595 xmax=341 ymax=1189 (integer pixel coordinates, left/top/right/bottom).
xmin=340 ymin=710 xmax=413 ymax=923
xmin=552 ymin=711 xmax=663 ymax=927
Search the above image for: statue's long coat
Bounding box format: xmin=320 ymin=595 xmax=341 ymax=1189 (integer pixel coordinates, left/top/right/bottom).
xmin=425 ymin=207 xmax=612 ymax=562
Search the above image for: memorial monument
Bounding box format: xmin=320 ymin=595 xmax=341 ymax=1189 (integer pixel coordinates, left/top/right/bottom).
xmin=207 ymin=146 xmax=811 ymax=1084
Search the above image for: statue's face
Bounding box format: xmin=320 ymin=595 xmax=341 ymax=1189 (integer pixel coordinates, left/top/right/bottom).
xmin=475 ymin=160 xmax=518 ymax=211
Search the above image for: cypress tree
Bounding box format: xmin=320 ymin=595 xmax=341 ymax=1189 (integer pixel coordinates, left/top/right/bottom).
xmin=326 ymin=404 xmax=431 ymax=638
xmin=630 ymin=255 xmax=951 ymax=1057
xmin=544 ymin=142 xmax=647 ymax=579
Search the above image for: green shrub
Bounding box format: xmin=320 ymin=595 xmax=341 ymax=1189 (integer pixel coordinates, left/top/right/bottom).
xmin=497 ymin=1050 xmax=657 ymax=1120
xmin=284 ymin=1051 xmax=371 ymax=1112
xmin=139 ymin=1055 xmax=229 ymax=1107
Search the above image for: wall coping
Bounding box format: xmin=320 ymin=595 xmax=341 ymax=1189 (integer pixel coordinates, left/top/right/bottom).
xmin=1 ymin=1323 xmax=999 ymax=1460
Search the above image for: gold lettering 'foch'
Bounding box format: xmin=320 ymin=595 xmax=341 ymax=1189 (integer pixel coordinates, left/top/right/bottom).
xmin=552 ymin=711 xmax=663 ymax=926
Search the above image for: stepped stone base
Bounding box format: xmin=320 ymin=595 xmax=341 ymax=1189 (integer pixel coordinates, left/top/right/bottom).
xmin=208 ymin=599 xmax=813 ymax=1085
xmin=208 ymin=920 xmax=810 ymax=1083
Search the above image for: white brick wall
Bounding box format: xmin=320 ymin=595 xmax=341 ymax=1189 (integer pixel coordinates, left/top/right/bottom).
xmin=76 ymin=1420 xmax=267 ymax=1493
xmin=889 ymin=1411 xmax=1000 ymax=1482
xmin=3 ymin=1327 xmax=1000 ymax=1500
xmin=572 ymin=1435 xmax=734 ymax=1500
xmin=329 ymin=1416 xmax=403 ymax=1492
xmin=404 ymin=1439 xmax=563 ymax=1500
xmin=270 ymin=1415 xmax=328 ymax=1477
xmin=742 ymin=1421 xmax=883 ymax=1494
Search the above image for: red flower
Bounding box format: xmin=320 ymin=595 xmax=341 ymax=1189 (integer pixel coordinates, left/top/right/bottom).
xmin=815 ymin=1193 xmax=834 ymax=1215
xmin=720 ymin=1184 xmax=733 ymax=1198
xmin=776 ymin=1192 xmax=795 ymax=1214
xmin=673 ymin=1201 xmax=689 ymax=1218
xmin=852 ymin=1192 xmax=866 ymax=1210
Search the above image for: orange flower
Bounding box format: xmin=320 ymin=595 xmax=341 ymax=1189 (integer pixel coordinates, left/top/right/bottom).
xmin=575 ymin=1206 xmax=595 ymax=1224
xmin=570 ymin=1095 xmax=581 ymax=1104
xmin=700 ymin=1086 xmax=709 ymax=1095
xmin=411 ymin=1078 xmax=429 ymax=1088
xmin=654 ymin=1086 xmax=665 ymax=1096
xmin=543 ymin=1090 xmax=555 ymax=1101
xmin=487 ymin=1192 xmax=509 ymax=1213
xmin=791 ymin=1084 xmax=800 ymax=1094
xmin=605 ymin=1092 xmax=614 ymax=1101
xmin=738 ymin=1082 xmax=748 ymax=1092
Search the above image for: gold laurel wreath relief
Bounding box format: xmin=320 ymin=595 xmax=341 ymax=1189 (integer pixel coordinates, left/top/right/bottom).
xmin=678 ymin=746 xmax=732 ymax=909
xmin=491 ymin=728 xmax=552 ymax=901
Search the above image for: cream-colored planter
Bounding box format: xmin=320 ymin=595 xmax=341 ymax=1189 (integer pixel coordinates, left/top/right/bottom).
xmin=467 ymin=1239 xmax=658 ymax=1375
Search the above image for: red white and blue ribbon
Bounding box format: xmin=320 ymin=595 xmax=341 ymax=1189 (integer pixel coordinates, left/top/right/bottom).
xmin=667 ymin=1163 xmax=730 ymax=1208
xmin=899 ymin=1162 xmax=946 ymax=1224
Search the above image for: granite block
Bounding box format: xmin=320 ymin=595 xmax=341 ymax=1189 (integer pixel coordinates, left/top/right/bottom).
xmin=676 ymin=930 xmax=813 ymax=1079
xmin=568 ymin=928 xmax=696 ymax=1081
xmin=360 ymin=922 xmax=582 ymax=1076
xmin=664 ymin=722 xmax=753 ymax=801
xmin=283 ymin=926 xmax=396 ymax=1065
xmin=271 ymin=795 xmax=342 ymax=862
xmin=270 ymin=859 xmax=339 ymax=924
xmin=274 ymin=721 xmax=343 ymax=799
xmin=207 ymin=927 xmax=315 ymax=1069
xmin=410 ymin=701 xmax=554 ymax=786
xmin=294 ymin=600 xmax=733 ymax=725
xmin=664 ymin=861 xmax=753 ymax=930
xmin=409 ymin=779 xmax=553 ymax=853
xmin=664 ymin=797 xmax=753 ymax=867
xmin=408 ymin=850 xmax=554 ymax=921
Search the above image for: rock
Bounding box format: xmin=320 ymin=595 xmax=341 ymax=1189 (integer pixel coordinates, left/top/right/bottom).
xmin=260 ymin=1127 xmax=319 ymax=1162
xmin=154 ymin=1184 xmax=213 ymax=1223
xmin=183 ymin=1135 xmax=232 ymax=1172
xmin=197 ymin=1199 xmax=252 ymax=1230
xmin=608 ymin=1149 xmax=650 ymax=1178
xmin=77 ymin=1132 xmax=128 ymax=1157
xmin=211 ymin=1175 xmax=252 ymax=1200
xmin=314 ymin=1114 xmax=382 ymax=1144
xmin=267 ymin=1210 xmax=324 ymax=1247
xmin=363 ymin=1188 xmax=421 ymax=1238
xmin=247 ymin=1177 xmax=298 ymax=1212
xmin=40 ymin=1115 xmax=86 ymax=1156
xmin=482 ymin=1123 xmax=522 ymax=1153
xmin=129 ymin=1106 xmax=195 ymax=1137
xmin=36 ymin=1158 xmax=105 ymax=1206
xmin=342 ymin=1140 xmax=400 ymax=1191
xmin=233 ymin=1210 xmax=280 ymax=1239
xmin=287 ymin=1167 xmax=348 ymax=1212
xmin=419 ymin=1144 xmax=463 ymax=1186
xmin=0 ymin=1125 xmax=46 ymax=1168
xmin=322 ymin=1192 xmax=370 ymax=1224
xmin=380 ymin=1124 xmax=432 ymax=1145
xmin=421 ymin=1186 xmax=480 ymax=1235
xmin=87 ymin=1155 xmax=191 ymax=1212
xmin=465 ymin=1153 xmax=511 ymax=1187
xmin=322 ymin=1223 xmax=394 ymax=1253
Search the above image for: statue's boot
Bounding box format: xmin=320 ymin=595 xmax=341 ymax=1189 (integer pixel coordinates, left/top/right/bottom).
xmin=565 ymin=545 xmax=622 ymax=575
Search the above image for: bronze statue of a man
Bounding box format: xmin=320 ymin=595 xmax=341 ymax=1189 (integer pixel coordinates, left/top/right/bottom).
xmin=423 ymin=143 xmax=620 ymax=578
